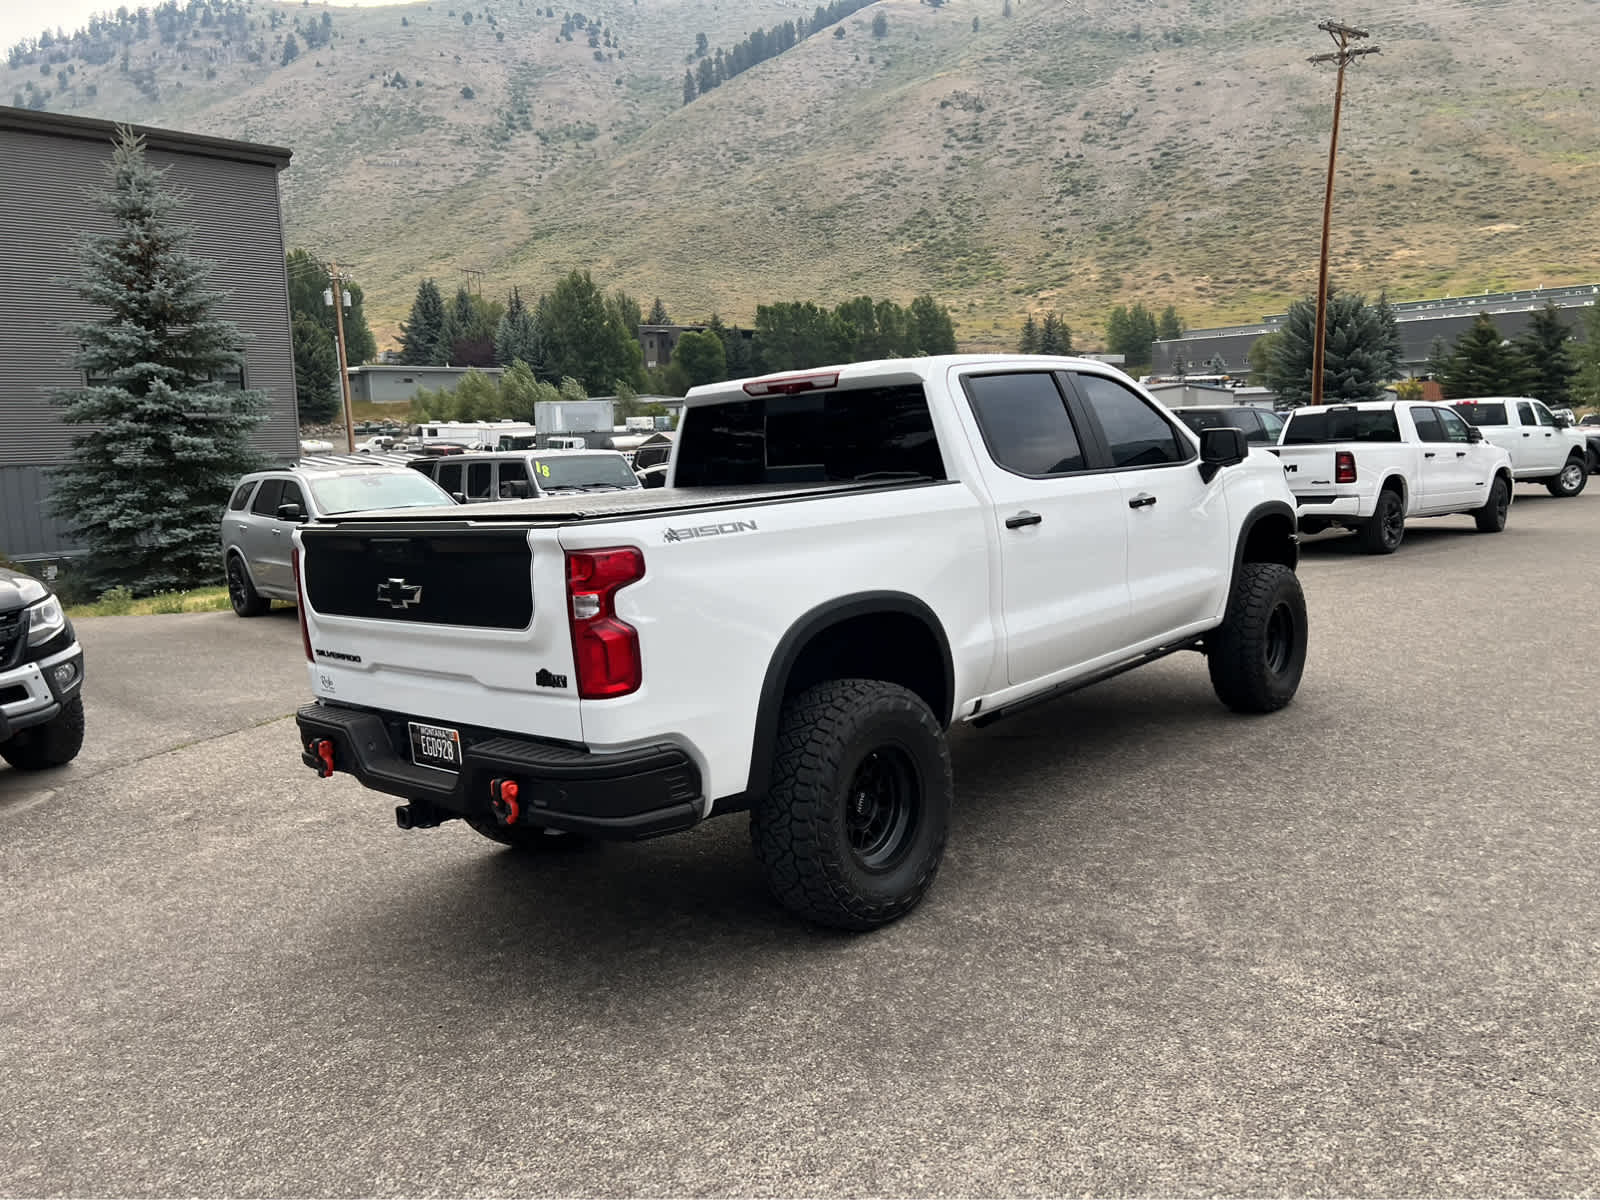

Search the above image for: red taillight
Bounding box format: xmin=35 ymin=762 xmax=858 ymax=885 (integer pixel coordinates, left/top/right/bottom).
xmin=1335 ymin=450 xmax=1357 ymax=484
xmin=292 ymin=545 xmax=313 ymax=663
xmin=566 ymin=547 xmax=645 ymax=699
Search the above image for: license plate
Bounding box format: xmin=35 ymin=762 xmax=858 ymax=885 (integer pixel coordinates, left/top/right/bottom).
xmin=408 ymin=721 xmax=462 ymax=772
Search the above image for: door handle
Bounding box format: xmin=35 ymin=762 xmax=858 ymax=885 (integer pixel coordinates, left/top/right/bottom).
xmin=1005 ymin=511 xmax=1042 ymax=529
xmin=1523 ymin=432 xmax=1531 ymax=437
xmin=1544 ymin=432 xmax=1553 ymax=437
xmin=1456 ymin=451 xmax=1467 ymax=458
xmin=1127 ymin=493 xmax=1158 ymax=509
xmin=1424 ymin=451 xmax=1436 ymax=458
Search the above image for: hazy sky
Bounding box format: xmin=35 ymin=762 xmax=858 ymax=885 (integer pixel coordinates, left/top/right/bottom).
xmin=0 ymin=0 xmax=414 ymax=56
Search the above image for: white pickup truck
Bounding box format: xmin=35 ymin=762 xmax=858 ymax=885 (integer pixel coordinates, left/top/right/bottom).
xmin=292 ymin=355 xmax=1307 ymax=929
xmin=1276 ymin=401 xmax=1514 ymax=554
xmin=1448 ymin=396 xmax=1590 ymax=497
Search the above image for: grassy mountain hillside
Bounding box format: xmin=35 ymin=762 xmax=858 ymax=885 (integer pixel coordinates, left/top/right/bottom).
xmin=7 ymin=0 xmax=1598 ymax=350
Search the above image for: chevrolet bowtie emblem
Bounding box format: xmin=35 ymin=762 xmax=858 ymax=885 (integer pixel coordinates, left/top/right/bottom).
xmin=376 ymin=577 xmax=423 ymax=609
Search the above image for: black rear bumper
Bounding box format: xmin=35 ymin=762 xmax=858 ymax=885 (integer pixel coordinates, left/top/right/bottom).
xmin=295 ymin=702 xmax=703 ymax=840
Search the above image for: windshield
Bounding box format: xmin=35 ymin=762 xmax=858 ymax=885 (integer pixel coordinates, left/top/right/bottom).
xmin=1281 ymin=408 xmax=1401 ymax=444
xmin=1451 ymin=402 xmax=1507 ymax=426
xmin=310 ymin=472 xmax=453 ymax=514
xmin=531 ymin=454 xmax=640 ymax=490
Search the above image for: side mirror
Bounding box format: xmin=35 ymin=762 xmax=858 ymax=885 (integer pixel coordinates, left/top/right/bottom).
xmin=451 ymin=492 xmax=467 ymax=503
xmin=1553 ymin=415 xmax=1571 ymax=429
xmin=1199 ymin=426 xmax=1248 ymax=482
xmin=275 ymin=502 xmax=305 ymax=522
xmin=1466 ymin=426 xmax=1484 ymax=443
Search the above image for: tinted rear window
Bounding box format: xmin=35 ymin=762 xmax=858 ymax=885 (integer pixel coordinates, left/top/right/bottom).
xmin=1282 ymin=409 xmax=1402 ymax=444
xmin=673 ymin=384 xmax=945 ymax=486
xmin=1452 ymin=402 xmax=1507 ymax=426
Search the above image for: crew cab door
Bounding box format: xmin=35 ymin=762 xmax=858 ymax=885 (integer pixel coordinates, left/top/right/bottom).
xmin=1066 ymin=370 xmax=1230 ymax=644
xmin=958 ymin=370 xmax=1131 ymax=684
xmin=1528 ymin=401 xmax=1568 ymax=472
xmin=1434 ymin=405 xmax=1495 ymax=505
xmin=1407 ymin=406 xmax=1460 ymax=511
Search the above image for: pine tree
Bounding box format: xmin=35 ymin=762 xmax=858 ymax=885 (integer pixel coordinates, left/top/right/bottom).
xmin=398 ymin=278 xmax=445 ymax=365
xmin=1266 ymin=289 xmax=1390 ymax=407
xmin=494 ymin=286 xmax=544 ymax=369
xmin=292 ymin=314 xmax=340 ymax=423
xmin=682 ymin=68 xmax=696 ymax=105
xmin=50 ymin=129 xmax=267 ymax=595
xmin=1018 ymin=314 xmax=1040 ymax=354
xmin=1571 ymin=305 xmax=1600 ymax=414
xmin=1513 ymin=302 xmax=1576 ymax=408
xmin=1425 ymin=337 xmax=1454 ymax=396
xmin=647 ymin=296 xmax=671 ymax=325
xmin=1373 ymin=290 xmax=1403 ymax=381
xmin=1038 ymin=313 xmax=1072 ymax=354
xmin=1440 ymin=315 xmax=1523 ymax=399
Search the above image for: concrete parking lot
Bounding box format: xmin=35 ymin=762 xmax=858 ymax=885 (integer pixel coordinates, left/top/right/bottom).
xmin=3 ymin=487 xmax=1597 ymax=1196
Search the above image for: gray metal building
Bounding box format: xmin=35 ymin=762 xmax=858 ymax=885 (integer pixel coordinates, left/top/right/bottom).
xmin=347 ymin=365 xmax=505 ymax=405
xmin=0 ymin=106 xmax=296 ymax=561
xmin=1153 ymin=284 xmax=1599 ymax=378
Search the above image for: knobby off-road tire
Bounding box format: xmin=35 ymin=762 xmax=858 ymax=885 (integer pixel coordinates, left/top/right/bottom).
xmin=0 ymin=695 xmax=85 ymax=770
xmin=1207 ymin=563 xmax=1308 ymax=714
xmin=1473 ymin=477 xmax=1511 ymax=533
xmin=1357 ymin=489 xmax=1406 ymax=555
xmin=1546 ymin=457 xmax=1588 ymax=498
xmin=226 ymin=554 xmax=271 ymax=617
xmin=464 ymin=815 xmax=589 ymax=852
xmin=751 ymin=679 xmax=952 ymax=931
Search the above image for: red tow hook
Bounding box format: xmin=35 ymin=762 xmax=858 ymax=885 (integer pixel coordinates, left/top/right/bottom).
xmin=309 ymin=738 xmax=336 ymax=779
xmin=489 ymin=778 xmax=520 ymax=826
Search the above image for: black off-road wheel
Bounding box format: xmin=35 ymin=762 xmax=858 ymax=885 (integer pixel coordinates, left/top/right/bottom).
xmin=1473 ymin=476 xmax=1511 ymax=533
xmin=1207 ymin=563 xmax=1308 ymax=714
xmin=751 ymin=679 xmax=952 ymax=931
xmin=464 ymin=815 xmax=590 ymax=852
xmin=1547 ymin=456 xmax=1588 ymax=498
xmin=1357 ymin=489 xmax=1405 ymax=555
xmin=226 ymin=554 xmax=271 ymax=617
xmin=0 ymin=696 xmax=85 ymax=770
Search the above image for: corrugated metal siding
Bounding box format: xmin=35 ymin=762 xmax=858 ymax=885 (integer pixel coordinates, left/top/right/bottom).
xmin=0 ymin=125 xmax=298 ymax=474
xmin=0 ymin=466 xmax=82 ymax=559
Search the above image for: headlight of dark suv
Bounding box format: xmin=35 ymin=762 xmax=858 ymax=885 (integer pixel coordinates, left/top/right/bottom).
xmin=26 ymin=593 xmax=67 ymax=647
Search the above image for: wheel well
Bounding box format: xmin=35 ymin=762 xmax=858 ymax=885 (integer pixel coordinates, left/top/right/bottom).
xmin=1380 ymin=475 xmax=1407 ymax=503
xmin=1240 ymin=510 xmax=1297 ymax=569
xmin=782 ymin=612 xmax=950 ymax=728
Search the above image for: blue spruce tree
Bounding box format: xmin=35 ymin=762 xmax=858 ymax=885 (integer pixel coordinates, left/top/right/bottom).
xmin=50 ymin=129 xmax=266 ymax=595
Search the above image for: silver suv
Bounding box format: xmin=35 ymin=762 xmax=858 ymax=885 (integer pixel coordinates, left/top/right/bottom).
xmin=221 ymin=459 xmax=454 ymax=617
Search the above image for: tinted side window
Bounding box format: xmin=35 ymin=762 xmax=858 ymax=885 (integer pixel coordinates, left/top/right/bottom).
xmin=437 ymin=462 xmax=464 ymax=495
xmin=1436 ymin=408 xmax=1472 ymax=443
xmin=279 ymin=481 xmax=306 ymax=513
xmin=1517 ymin=401 xmax=1538 ymax=426
xmin=1453 ymin=402 xmax=1507 ymax=425
xmin=964 ymin=373 xmax=1085 ymax=476
xmin=673 ymin=384 xmax=945 ymax=486
xmin=1532 ymin=402 xmax=1556 ymax=428
xmin=1258 ymin=410 xmax=1285 ymax=442
xmin=228 ymin=481 xmax=257 ymax=511
xmin=467 ymin=462 xmax=494 ymax=499
xmin=1409 ymin=407 xmax=1443 ymax=442
xmin=249 ymin=478 xmax=285 ymax=516
xmin=498 ymin=462 xmax=532 ymax=499
xmin=1074 ymin=373 xmax=1186 ymax=467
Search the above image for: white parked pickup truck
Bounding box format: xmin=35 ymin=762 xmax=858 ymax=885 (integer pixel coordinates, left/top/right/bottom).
xmin=1448 ymin=396 xmax=1590 ymax=497
xmin=292 ymin=355 xmax=1307 ymax=929
xmin=1276 ymin=401 xmax=1514 ymax=554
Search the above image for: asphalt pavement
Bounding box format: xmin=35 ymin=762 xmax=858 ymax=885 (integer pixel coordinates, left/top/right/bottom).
xmin=3 ymin=487 xmax=1597 ymax=1196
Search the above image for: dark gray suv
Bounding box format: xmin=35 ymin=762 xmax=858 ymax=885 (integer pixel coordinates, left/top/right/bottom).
xmin=221 ymin=460 xmax=454 ymax=617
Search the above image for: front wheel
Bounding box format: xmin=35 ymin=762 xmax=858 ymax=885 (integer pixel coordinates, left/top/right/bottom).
xmin=1207 ymin=563 xmax=1308 ymax=714
xmin=0 ymin=696 xmax=85 ymax=770
xmin=1357 ymin=489 xmax=1405 ymax=554
xmin=751 ymin=679 xmax=952 ymax=931
xmin=1473 ymin=477 xmax=1511 ymax=533
xmin=1547 ymin=457 xmax=1588 ymax=498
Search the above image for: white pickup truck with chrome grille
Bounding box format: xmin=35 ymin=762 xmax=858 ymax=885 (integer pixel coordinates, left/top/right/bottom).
xmin=293 ymin=355 xmax=1307 ymax=929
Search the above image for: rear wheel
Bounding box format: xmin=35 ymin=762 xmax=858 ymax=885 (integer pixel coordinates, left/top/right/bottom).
xmin=226 ymin=555 xmax=271 ymax=617
xmin=1473 ymin=477 xmax=1511 ymax=533
xmin=1547 ymin=457 xmax=1588 ymax=498
xmin=751 ymin=679 xmax=952 ymax=930
xmin=0 ymin=696 xmax=85 ymax=770
xmin=1207 ymin=563 xmax=1307 ymax=714
xmin=1358 ymin=489 xmax=1405 ymax=554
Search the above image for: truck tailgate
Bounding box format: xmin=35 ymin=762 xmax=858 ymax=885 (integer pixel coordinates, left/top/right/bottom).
xmin=297 ymin=524 xmax=583 ymax=744
xmin=1274 ymin=445 xmax=1342 ymax=494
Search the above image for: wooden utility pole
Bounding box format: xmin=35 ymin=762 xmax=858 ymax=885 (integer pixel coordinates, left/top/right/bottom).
xmin=1308 ymin=21 xmax=1379 ymax=405
xmin=326 ymin=261 xmax=357 ymax=452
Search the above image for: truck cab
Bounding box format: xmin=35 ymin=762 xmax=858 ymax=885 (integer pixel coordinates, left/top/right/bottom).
xmin=1449 ymin=397 xmax=1589 ymax=497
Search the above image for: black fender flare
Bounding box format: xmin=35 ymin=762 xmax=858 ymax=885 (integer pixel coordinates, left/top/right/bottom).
xmin=739 ymin=591 xmax=955 ymax=800
xmin=1233 ymin=499 xmax=1299 ymax=580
